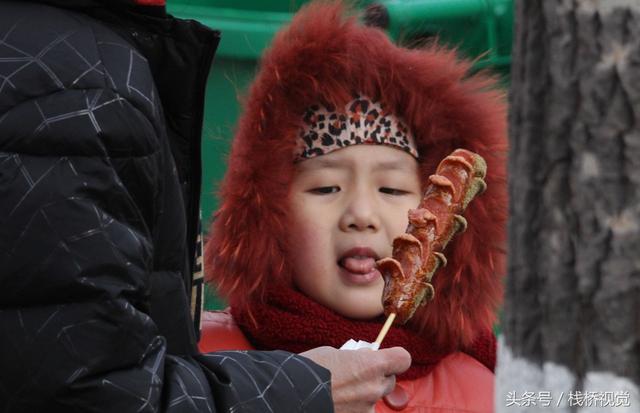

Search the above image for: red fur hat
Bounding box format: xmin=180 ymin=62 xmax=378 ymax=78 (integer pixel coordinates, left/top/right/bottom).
xmin=205 ymin=0 xmax=507 ymax=350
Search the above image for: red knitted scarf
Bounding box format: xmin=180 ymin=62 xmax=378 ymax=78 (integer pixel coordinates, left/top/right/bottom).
xmin=232 ymin=285 xmax=497 ymax=380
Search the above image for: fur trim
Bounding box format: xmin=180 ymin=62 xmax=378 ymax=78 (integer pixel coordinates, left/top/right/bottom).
xmin=204 ymin=0 xmax=508 ymax=351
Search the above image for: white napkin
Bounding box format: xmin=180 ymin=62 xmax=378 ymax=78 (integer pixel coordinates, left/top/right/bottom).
xmin=340 ymin=339 xmax=380 ymax=351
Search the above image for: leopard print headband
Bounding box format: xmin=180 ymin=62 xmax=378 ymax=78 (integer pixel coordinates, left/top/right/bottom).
xmin=295 ymin=95 xmax=419 ymax=161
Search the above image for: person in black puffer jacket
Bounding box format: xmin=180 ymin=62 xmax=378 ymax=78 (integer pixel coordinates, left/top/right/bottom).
xmin=0 ymin=1 xmax=410 ymax=412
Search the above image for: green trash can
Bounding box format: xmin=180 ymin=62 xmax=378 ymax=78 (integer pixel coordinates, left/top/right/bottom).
xmin=166 ymin=0 xmax=513 ymax=310
xmin=375 ymin=0 xmax=513 ymax=77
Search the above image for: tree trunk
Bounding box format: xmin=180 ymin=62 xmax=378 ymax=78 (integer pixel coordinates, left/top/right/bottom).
xmin=497 ymin=0 xmax=640 ymax=411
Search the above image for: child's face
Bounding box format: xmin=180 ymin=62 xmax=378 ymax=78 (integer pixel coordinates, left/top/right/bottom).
xmin=288 ymin=145 xmax=422 ymax=319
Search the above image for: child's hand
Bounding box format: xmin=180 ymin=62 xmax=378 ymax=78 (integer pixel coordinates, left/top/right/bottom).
xmin=300 ymin=346 xmax=411 ymax=412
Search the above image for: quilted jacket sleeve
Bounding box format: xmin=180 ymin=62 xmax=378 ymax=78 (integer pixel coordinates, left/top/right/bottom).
xmin=0 ymin=2 xmax=332 ymax=412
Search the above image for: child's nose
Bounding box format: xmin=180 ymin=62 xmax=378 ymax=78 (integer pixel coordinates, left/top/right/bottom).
xmin=339 ymin=191 xmax=381 ymax=232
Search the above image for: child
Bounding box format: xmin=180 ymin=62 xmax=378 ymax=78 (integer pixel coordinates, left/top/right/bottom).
xmin=202 ymin=2 xmax=507 ymax=412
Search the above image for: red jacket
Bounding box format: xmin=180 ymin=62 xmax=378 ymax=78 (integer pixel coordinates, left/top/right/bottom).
xmin=199 ymin=311 xmax=495 ymax=413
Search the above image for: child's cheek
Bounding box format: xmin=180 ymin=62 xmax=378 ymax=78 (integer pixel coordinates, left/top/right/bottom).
xmin=289 ymin=217 xmax=334 ymax=272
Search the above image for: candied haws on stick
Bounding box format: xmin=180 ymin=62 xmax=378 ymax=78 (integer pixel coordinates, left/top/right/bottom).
xmin=376 ymin=149 xmax=487 ymax=324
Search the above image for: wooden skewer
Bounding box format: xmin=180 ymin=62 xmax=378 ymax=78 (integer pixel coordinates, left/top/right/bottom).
xmin=374 ymin=313 xmax=396 ymax=347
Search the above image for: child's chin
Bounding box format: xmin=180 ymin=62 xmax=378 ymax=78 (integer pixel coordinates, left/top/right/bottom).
xmin=334 ymin=299 xmax=384 ymax=320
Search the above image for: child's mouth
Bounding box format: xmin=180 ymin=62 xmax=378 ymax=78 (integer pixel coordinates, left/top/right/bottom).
xmin=337 ymin=250 xmax=381 ymax=285
xmin=340 ymin=256 xmax=377 ymax=273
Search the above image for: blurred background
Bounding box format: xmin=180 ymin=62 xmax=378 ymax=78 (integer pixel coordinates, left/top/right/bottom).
xmin=167 ymin=0 xmax=514 ymax=309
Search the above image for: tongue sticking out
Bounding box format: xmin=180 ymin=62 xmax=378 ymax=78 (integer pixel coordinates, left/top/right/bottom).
xmin=341 ymin=257 xmax=377 ymax=274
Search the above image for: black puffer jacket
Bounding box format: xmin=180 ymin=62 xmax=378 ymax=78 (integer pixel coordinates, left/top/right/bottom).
xmin=0 ymin=1 xmax=332 ymax=411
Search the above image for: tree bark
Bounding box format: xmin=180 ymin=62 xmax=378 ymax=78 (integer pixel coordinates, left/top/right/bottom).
xmin=497 ymin=1 xmax=640 ymax=411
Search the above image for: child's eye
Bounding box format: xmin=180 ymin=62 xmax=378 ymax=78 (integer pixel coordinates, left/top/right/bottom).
xmin=380 ymin=187 xmax=410 ymax=196
xmin=310 ymin=186 xmax=341 ymax=194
